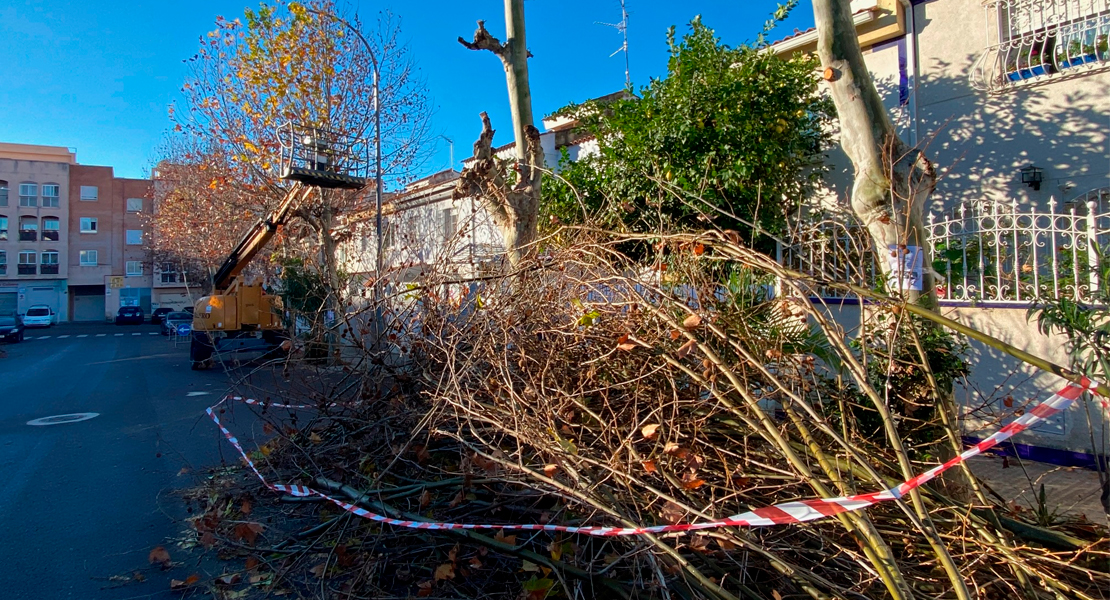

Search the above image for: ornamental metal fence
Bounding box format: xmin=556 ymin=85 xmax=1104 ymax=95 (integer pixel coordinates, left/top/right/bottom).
xmin=783 ymin=190 xmax=1110 ymax=305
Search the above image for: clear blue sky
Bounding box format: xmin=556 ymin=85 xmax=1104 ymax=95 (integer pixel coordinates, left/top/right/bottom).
xmin=0 ymin=0 xmax=817 ymax=180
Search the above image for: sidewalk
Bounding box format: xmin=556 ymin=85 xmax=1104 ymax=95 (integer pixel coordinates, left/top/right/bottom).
xmin=968 ymin=454 xmax=1108 ymax=523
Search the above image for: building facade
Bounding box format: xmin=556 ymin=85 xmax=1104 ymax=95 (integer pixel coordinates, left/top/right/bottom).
xmin=0 ymin=143 xmax=75 ymax=319
xmin=67 ymin=165 xmax=157 ymax=320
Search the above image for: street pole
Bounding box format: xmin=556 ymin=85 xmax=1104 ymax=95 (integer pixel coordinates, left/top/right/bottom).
xmin=306 ymin=7 xmax=384 ymax=343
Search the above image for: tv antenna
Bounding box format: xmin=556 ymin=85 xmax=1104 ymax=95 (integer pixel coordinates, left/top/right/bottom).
xmin=596 ymin=0 xmax=630 ymax=88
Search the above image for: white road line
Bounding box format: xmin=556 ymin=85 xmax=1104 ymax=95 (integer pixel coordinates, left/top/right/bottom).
xmin=76 ymin=334 xmax=88 ymax=338
xmin=57 ymin=335 xmax=70 ymax=339
xmin=37 ymin=336 xmax=52 ymax=340
xmin=149 ymin=332 xmax=158 ymax=336
xmin=131 ymin=333 xmax=142 ymax=336
xmin=114 ymin=333 xmax=124 ymax=337
xmin=96 ymin=334 xmax=106 ymax=337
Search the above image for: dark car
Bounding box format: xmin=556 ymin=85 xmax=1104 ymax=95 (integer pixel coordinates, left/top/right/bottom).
xmin=0 ymin=313 xmax=24 ymax=342
xmin=160 ymin=312 xmax=194 ymax=336
xmin=115 ymin=306 xmax=145 ymax=325
xmin=151 ymin=307 xmax=174 ymax=324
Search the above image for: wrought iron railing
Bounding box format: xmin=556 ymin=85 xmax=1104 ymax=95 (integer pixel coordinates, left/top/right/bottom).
xmin=784 ymin=192 xmax=1110 ymax=304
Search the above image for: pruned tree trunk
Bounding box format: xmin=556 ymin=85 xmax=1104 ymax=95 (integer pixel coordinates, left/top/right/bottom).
xmin=455 ymin=1 xmax=542 ymax=266
xmin=814 ymin=0 xmax=937 ymax=309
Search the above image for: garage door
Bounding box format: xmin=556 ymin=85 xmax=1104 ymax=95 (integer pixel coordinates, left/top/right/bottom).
xmin=0 ymin=292 xmax=15 ymax=314
xmin=72 ymin=294 xmax=106 ymax=321
xmin=26 ymin=287 xmax=60 ymax=314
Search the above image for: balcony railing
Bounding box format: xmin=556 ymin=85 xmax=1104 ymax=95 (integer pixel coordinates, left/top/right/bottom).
xmin=19 ymin=230 xmax=36 ymax=242
xmin=40 ymin=264 xmax=59 ymax=275
xmin=17 ymin=264 xmax=36 ymax=275
xmin=783 ymin=190 xmax=1110 ymax=305
xmin=42 ymin=230 xmax=59 ymax=241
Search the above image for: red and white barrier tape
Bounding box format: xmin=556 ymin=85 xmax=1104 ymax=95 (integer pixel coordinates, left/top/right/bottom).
xmin=207 ymin=379 xmax=1102 ymax=536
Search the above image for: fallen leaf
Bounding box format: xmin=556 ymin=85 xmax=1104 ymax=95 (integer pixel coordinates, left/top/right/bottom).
xmin=663 ymin=442 xmax=681 ymax=455
xmin=449 ymin=489 xmax=465 ymax=508
xmin=448 ymin=543 xmax=459 ymax=562
xmin=494 ymin=530 xmax=517 ymax=546
xmin=416 ymin=581 xmax=434 ymax=597
xmin=170 ymin=574 xmax=201 ymax=590
xmin=642 ymin=460 xmax=657 ymax=474
xmin=617 ymin=342 xmax=637 ymax=351
xmin=469 ymin=556 xmax=483 ymax=569
xmin=413 ymin=445 xmax=431 ymax=464
xmin=149 ymin=546 xmax=171 ymax=568
xmin=216 ymin=573 xmax=242 ymax=585
xmin=240 ymin=499 xmax=252 ymax=516
xmin=616 ymin=333 xmax=629 ymax=344
xmin=683 ymin=314 xmax=702 ymax=329
xmin=682 ymin=478 xmax=706 ymax=490
xmin=773 ymin=591 xmax=783 ymax=600
xmin=309 ymin=562 xmax=327 ymax=578
xmin=675 ymin=338 xmax=696 ymax=359
xmin=200 ymin=531 xmax=217 ymax=549
xmin=543 ymin=463 xmax=559 ymax=477
xmin=521 ymin=560 xmax=541 ymax=572
xmin=716 ymin=537 xmax=737 ymax=550
xmin=693 ymin=243 xmax=705 ymax=256
xmin=177 ymin=467 xmax=191 ymax=476
xmin=309 ymin=432 xmax=323 ymax=444
xmin=660 ymin=501 xmax=685 ymax=524
xmin=245 ymin=557 xmax=259 ymax=570
xmin=233 ymin=522 xmax=264 ymax=545
xmin=419 ymin=489 xmax=431 ymax=509
xmin=262 ymin=422 xmax=274 ymax=435
xmin=641 ymin=423 xmax=660 ymax=439
xmin=434 ymin=562 xmax=455 ymax=581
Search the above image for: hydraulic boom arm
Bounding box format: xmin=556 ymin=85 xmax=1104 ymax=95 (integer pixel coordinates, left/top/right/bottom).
xmin=211 ymin=183 xmax=312 ymax=291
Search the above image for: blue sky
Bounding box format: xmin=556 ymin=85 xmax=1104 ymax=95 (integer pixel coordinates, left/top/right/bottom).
xmin=0 ymin=1 xmax=816 ymax=180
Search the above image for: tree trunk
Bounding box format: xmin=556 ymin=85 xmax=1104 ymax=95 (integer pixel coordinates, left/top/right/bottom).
xmin=813 ymin=0 xmax=937 ymax=309
xmin=456 ymin=0 xmax=543 ymax=266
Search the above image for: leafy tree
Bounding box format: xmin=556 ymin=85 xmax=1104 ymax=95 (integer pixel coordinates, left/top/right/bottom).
xmin=158 ymin=0 xmax=432 ymax=302
xmin=543 ymin=13 xmax=833 ymax=255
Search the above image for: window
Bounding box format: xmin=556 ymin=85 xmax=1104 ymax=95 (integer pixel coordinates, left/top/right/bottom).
xmin=0 ymin=215 xmax=6 ymax=241
xmin=126 ymin=261 xmax=143 ymax=276
xmin=0 ymin=251 xmax=5 ymax=275
xmin=41 ymin=217 xmax=60 ymax=241
xmin=126 ymin=229 xmax=143 ymax=245
xmin=443 ymin=207 xmax=457 ymax=240
xmin=160 ymin=261 xmax=179 ymax=283
xmin=18 ymin=251 xmax=36 ymax=274
xmin=0 ymin=180 xmax=7 ymax=206
xmin=19 ymin=216 xmax=37 ymax=241
xmin=80 ymin=217 xmax=98 ymax=233
xmin=126 ymin=197 xmax=143 ymax=212
xmin=41 ymin=184 xmax=60 ymax=208
xmin=80 ymin=185 xmax=98 ymax=201
xmin=974 ymin=0 xmax=1110 ymax=91
xmin=41 ymin=251 xmax=59 ymax=274
xmin=19 ymin=183 xmax=37 ymax=207
xmin=79 ymin=250 xmax=98 ymax=266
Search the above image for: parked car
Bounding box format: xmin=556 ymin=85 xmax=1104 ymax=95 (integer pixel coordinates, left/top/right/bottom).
xmin=183 ymin=306 xmax=195 ymax=314
xmin=23 ymin=305 xmax=55 ymax=328
xmin=160 ymin=312 xmax=194 ymax=336
xmin=115 ymin=306 xmax=145 ymax=325
xmin=0 ymin=313 xmax=24 ymax=342
xmin=151 ymin=307 xmax=174 ymax=324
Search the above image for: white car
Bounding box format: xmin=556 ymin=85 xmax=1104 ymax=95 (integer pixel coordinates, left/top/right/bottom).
xmin=23 ymin=305 xmax=56 ymax=328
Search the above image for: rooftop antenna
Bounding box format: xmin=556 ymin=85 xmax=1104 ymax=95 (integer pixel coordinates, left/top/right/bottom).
xmin=596 ymin=0 xmax=631 ymax=88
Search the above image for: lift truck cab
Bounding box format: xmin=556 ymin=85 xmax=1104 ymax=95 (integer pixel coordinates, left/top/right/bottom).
xmin=190 ymin=124 xmax=368 ymax=369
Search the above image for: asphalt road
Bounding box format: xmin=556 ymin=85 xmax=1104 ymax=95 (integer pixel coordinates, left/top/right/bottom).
xmin=0 ymin=321 xmax=243 ymax=598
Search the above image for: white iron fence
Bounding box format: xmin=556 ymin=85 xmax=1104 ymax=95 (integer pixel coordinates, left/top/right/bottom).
xmin=784 ymin=192 xmax=1110 ymax=304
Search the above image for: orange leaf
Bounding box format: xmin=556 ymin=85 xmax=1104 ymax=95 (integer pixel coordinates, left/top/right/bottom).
xmin=642 ymin=460 xmax=657 ymax=474
xmin=675 ymin=339 xmax=696 ymax=359
xmin=617 ymin=343 xmax=637 ymax=351
xmin=419 ymin=489 xmax=431 ymax=509
xmin=149 ymin=546 xmax=171 ymax=568
xmin=469 ymin=556 xmax=483 ymax=569
xmin=669 ymin=329 xmax=682 ymax=340
xmin=682 ymin=478 xmax=706 ymax=490
xmin=616 ymin=333 xmax=629 ymax=344
xmin=245 ymin=556 xmax=259 ymax=570
xmin=641 ymin=424 xmax=660 ymax=439
xmin=683 ymin=314 xmax=703 ymax=329
xmin=494 ymin=530 xmax=517 ymax=546
xmin=417 ymin=581 xmax=434 ymax=597
xmin=773 ymin=591 xmax=783 ymax=600
xmin=262 ymin=422 xmax=275 ymax=435
xmin=663 ymin=442 xmax=681 ymax=455
xmin=233 ymin=522 xmax=264 ymax=545
xmin=240 ymin=498 xmax=252 ymax=516
xmin=543 ymin=464 xmax=559 ymax=477
xmin=309 ymin=432 xmax=323 ymax=444
xmin=434 ymin=562 xmax=455 ymax=581
xmin=693 ymin=243 xmax=705 ymax=256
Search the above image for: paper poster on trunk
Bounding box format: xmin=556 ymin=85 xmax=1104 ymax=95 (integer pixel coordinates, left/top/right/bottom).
xmin=887 ymin=245 xmax=923 ymax=292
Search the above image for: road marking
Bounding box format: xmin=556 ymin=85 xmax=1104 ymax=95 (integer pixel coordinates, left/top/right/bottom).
xmin=149 ymin=332 xmax=159 ymax=336
xmin=57 ymin=335 xmax=70 ymax=339
xmin=37 ymin=336 xmax=51 ymax=340
xmin=115 ymin=333 xmax=124 ymax=337
xmin=186 ymin=391 xmax=211 ymax=397
xmin=132 ymin=333 xmax=142 ymax=336
xmin=27 ymin=413 xmax=100 ymax=426
xmin=76 ymin=334 xmax=88 ymax=338
xmin=96 ymin=334 xmax=106 ymax=337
